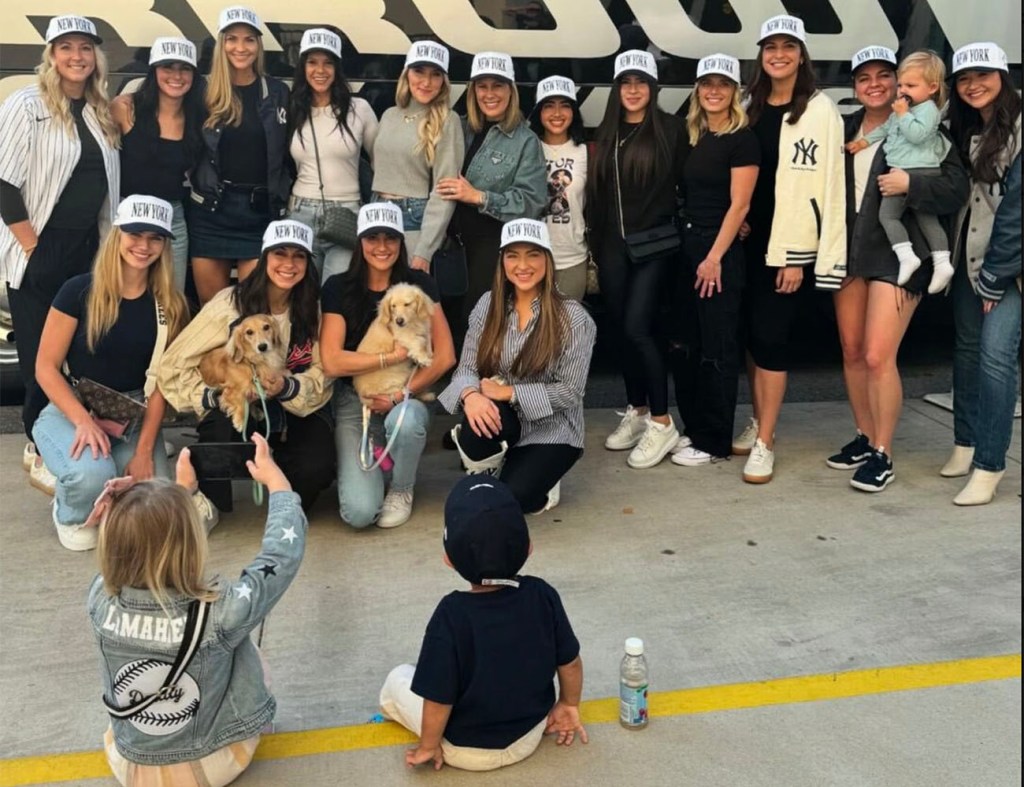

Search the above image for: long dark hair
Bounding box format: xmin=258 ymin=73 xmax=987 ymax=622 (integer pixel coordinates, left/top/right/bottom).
xmin=131 ymin=65 xmax=205 ymax=163
xmin=589 ymin=75 xmax=673 ymax=199
xmin=744 ymin=40 xmax=817 ymax=127
xmin=288 ymin=46 xmax=355 ymax=147
xmin=332 ymin=237 xmax=412 ymax=342
xmin=529 ymin=98 xmax=586 ymax=146
xmin=233 ymin=250 xmax=321 ymax=350
xmin=948 ymin=71 xmax=1022 ymax=184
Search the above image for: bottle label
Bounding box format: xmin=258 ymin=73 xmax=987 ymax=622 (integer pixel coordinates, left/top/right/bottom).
xmin=619 ymin=682 xmax=648 ymax=726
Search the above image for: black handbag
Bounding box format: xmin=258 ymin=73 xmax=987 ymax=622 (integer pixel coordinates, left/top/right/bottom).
xmin=309 ymin=118 xmax=358 ymax=249
xmin=614 ymin=130 xmax=681 ymax=265
xmin=432 ymin=235 xmax=468 ymax=297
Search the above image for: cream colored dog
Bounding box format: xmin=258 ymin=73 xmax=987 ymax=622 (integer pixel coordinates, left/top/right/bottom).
xmin=354 ymin=283 xmax=434 ymax=404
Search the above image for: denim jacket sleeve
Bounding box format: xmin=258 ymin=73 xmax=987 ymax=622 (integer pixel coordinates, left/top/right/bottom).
xmin=477 ymin=128 xmax=547 ymax=222
xmin=217 ymin=491 xmax=307 ymax=646
xmin=978 ymin=152 xmax=1022 ymax=301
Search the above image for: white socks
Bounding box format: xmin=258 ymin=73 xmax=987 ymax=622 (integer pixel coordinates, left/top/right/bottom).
xmin=928 ymin=250 xmax=954 ymax=294
xmin=893 ymin=242 xmax=921 ymax=285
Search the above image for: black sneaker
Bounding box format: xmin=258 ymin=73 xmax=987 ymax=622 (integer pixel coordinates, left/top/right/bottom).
xmin=826 ymin=432 xmax=873 ymax=470
xmin=850 ymin=449 xmax=895 ymax=492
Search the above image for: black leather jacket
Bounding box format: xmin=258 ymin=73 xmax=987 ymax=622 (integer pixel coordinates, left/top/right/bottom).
xmin=189 ymin=76 xmax=292 ymax=218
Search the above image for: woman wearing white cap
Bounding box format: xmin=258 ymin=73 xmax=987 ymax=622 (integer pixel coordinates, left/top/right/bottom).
xmin=288 ymin=27 xmax=379 ymax=283
xmin=733 ymin=15 xmax=845 ymax=485
xmin=159 ymin=219 xmax=336 ymax=513
xmin=373 ymin=41 xmax=464 ymax=276
xmin=31 ymin=195 xmax=189 ymax=550
xmin=111 ymin=36 xmax=204 ymax=294
xmin=589 ymin=49 xmax=688 ymax=470
xmin=0 ymin=14 xmax=120 ymax=495
xmin=943 ymin=41 xmax=1021 ymax=505
xmin=188 ymin=6 xmax=292 ymax=304
xmin=528 ymin=75 xmax=590 ymax=301
xmin=828 ymin=47 xmax=967 ymax=493
xmin=320 ymin=203 xmax=456 ymax=529
xmin=670 ymin=54 xmax=759 ymax=469
xmin=440 ymin=218 xmax=596 ymax=514
xmin=437 ymin=51 xmax=546 ymax=342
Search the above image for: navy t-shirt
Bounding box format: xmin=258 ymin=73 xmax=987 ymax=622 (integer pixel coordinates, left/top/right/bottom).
xmin=682 ymin=128 xmax=760 ymax=227
xmin=410 ymin=576 xmax=580 ymax=749
xmin=51 ymin=273 xmax=157 ymax=392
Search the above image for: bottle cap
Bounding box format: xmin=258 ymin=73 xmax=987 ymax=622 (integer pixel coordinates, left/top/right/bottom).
xmin=625 ymin=637 xmax=644 ymax=656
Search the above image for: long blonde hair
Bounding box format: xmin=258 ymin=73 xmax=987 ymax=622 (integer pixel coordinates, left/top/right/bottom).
xmin=899 ymin=50 xmax=947 ymax=107
xmin=478 ymin=247 xmax=566 ymax=379
xmin=86 ymin=229 xmax=189 ymax=351
xmin=686 ymin=77 xmax=748 ymax=145
xmin=98 ymin=479 xmax=219 ymax=611
xmin=395 ymin=67 xmax=453 ymax=166
xmin=466 ymin=79 xmax=522 ymax=134
xmin=204 ymin=30 xmax=265 ymax=128
xmin=35 ymin=41 xmax=119 ymax=147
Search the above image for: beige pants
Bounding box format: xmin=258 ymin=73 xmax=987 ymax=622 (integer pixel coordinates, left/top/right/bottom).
xmin=104 ymin=727 xmax=260 ymax=787
xmin=555 ymin=262 xmax=587 ymax=301
xmin=379 ymin=664 xmax=546 ymax=771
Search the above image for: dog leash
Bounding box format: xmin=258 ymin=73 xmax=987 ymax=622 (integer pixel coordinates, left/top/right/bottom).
xmin=242 ymin=373 xmax=272 ymax=505
xmin=358 ymin=369 xmax=417 ymax=472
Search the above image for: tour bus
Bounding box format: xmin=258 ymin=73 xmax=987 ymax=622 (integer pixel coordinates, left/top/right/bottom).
xmin=0 ymin=0 xmax=1020 ymax=396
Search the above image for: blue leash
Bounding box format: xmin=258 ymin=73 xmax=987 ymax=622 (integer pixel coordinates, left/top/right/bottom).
xmin=242 ymin=375 xmax=272 ymax=505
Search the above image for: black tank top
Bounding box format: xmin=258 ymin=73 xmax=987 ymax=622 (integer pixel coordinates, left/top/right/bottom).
xmin=120 ymin=122 xmax=188 ymax=202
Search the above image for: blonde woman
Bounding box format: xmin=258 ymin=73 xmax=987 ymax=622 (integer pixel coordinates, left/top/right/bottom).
xmin=188 ymin=6 xmax=291 ymax=303
xmin=32 ymin=196 xmax=189 ymax=551
xmin=670 ymin=54 xmax=759 ymax=468
xmin=0 ymin=14 xmax=120 ymax=493
xmin=372 ymin=41 xmax=464 ymax=273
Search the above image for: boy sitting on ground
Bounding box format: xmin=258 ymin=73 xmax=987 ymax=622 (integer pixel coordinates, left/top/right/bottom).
xmin=379 ymin=475 xmax=588 ymax=771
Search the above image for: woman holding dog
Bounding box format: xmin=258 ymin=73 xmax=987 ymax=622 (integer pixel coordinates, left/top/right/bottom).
xmin=440 ymin=218 xmax=596 ymax=515
xmin=159 ymin=219 xmax=336 ymax=513
xmin=32 ymin=195 xmax=189 ymax=551
xmin=320 ymin=202 xmax=456 ymax=529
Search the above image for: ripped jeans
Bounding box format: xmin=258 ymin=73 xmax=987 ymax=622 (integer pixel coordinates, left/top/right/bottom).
xmin=670 ymin=224 xmax=745 ymax=458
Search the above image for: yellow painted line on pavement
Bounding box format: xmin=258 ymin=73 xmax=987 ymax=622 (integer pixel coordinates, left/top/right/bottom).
xmin=2 ymin=654 xmax=1018 ymax=786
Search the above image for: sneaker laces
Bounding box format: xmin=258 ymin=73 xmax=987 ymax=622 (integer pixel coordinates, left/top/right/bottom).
xmin=193 ymin=492 xmax=216 ymax=522
xmin=751 ymin=441 xmax=769 ymax=462
xmin=382 ymin=489 xmax=413 ymax=513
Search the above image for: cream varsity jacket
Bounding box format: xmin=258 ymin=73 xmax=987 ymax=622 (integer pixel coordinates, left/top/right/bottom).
xmin=764 ymin=92 xmax=847 ymax=289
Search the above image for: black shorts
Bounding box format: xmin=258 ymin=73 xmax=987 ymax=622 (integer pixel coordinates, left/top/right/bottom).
xmin=742 ymin=259 xmax=811 ymax=372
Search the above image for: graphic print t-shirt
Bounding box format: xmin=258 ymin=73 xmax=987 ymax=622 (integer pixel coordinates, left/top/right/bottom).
xmin=541 ymin=140 xmax=588 ymax=269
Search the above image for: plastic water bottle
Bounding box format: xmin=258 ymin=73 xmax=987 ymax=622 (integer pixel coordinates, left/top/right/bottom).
xmin=619 ymin=637 xmax=649 ymax=729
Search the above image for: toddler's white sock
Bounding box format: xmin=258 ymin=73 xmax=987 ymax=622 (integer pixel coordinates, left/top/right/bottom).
xmin=893 ymin=242 xmax=921 ymax=285
xmin=928 ymin=250 xmax=954 ymax=294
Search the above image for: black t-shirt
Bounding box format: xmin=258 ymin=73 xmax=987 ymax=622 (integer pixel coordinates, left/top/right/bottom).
xmin=48 ymin=99 xmax=109 ymax=229
xmin=121 ymin=122 xmax=188 ymax=201
xmin=410 ymin=576 xmax=580 ymax=749
xmin=220 ymin=81 xmax=268 ymax=185
xmin=746 ymin=102 xmax=791 ymax=256
xmin=682 ymin=128 xmax=760 ymax=227
xmin=320 ymin=269 xmax=439 ymax=372
xmin=51 ymin=273 xmax=157 ymax=392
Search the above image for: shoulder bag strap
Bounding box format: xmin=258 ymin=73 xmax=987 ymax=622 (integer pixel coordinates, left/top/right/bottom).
xmin=103 ymin=600 xmax=210 ymax=719
xmin=308 ymin=115 xmax=329 ymax=220
xmin=613 ymin=132 xmax=626 ymax=240
xmin=143 ymin=299 xmax=168 ymax=400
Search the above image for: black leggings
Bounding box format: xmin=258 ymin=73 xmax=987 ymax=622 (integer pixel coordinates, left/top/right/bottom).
xmin=597 ymin=232 xmax=672 ymax=416
xmin=457 ymin=402 xmax=582 ymax=514
xmin=196 ymin=408 xmax=336 ymax=512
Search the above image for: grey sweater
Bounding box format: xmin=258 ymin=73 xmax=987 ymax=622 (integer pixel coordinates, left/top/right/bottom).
xmin=372 ymin=100 xmax=465 ymax=261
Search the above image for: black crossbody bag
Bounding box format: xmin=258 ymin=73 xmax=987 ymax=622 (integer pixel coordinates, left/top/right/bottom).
xmin=614 ymin=131 xmax=681 ymax=265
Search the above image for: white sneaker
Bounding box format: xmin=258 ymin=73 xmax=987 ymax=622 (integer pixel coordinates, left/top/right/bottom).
xmin=378 ymin=489 xmax=414 ymax=529
xmin=164 ymin=440 xmax=177 ymax=458
xmin=191 ymin=490 xmax=220 ymax=533
xmin=669 ymin=436 xmax=693 ymax=454
xmin=605 ymin=406 xmax=649 ymax=451
xmin=23 ymin=442 xmax=36 ymax=472
xmin=534 ymin=481 xmax=560 ymax=514
xmin=52 ymin=500 xmax=97 ymax=552
xmin=743 ymin=439 xmax=775 ymax=484
xmin=627 ymin=418 xmax=679 ymax=469
xmin=30 ymin=455 xmax=56 ymax=496
xmin=732 ymin=418 xmax=759 ymax=456
xmin=671 ymin=446 xmax=717 ymax=467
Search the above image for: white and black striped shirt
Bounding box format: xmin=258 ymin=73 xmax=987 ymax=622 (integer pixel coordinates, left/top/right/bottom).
xmin=440 ymin=292 xmax=596 ymax=448
xmin=0 ymin=85 xmax=120 ymax=288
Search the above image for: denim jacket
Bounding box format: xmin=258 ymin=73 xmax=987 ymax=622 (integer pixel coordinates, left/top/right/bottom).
xmin=88 ymin=492 xmax=306 ymax=765
xmin=462 ymin=119 xmax=547 ymax=222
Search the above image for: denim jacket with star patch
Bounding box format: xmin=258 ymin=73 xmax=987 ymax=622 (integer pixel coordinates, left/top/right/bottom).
xmin=462 ymin=118 xmax=547 ymax=222
xmin=88 ymin=491 xmax=306 ymax=765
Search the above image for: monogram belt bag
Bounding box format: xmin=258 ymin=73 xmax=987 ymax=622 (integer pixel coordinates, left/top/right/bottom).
xmin=75 ymin=378 xmax=148 ymax=438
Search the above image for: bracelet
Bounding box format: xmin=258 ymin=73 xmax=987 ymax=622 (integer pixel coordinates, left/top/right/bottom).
xmin=460 ymin=388 xmax=479 ymax=404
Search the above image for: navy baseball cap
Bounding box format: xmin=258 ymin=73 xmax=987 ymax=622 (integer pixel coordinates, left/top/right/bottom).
xmin=444 ymin=476 xmax=529 ymax=587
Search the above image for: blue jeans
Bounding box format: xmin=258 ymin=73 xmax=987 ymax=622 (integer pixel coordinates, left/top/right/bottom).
xmin=334 ymin=384 xmax=430 ymax=528
xmin=952 ymin=263 xmax=1022 ymax=472
xmin=32 ymin=402 xmax=170 ymax=525
xmin=288 ymin=197 xmax=359 ymax=283
xmin=169 ymin=200 xmax=189 ymax=293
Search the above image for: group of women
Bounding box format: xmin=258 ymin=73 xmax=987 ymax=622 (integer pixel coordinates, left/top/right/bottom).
xmin=1 ymin=9 xmax=1019 ymax=556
